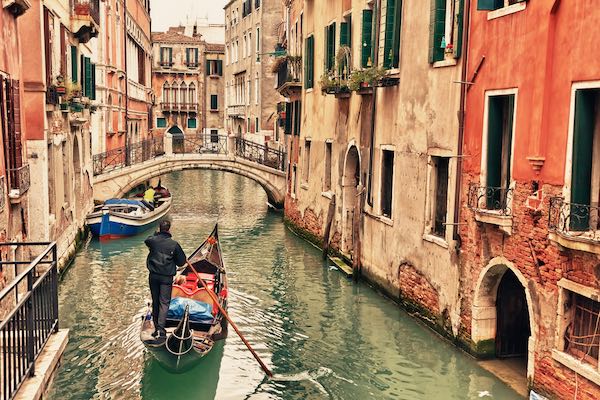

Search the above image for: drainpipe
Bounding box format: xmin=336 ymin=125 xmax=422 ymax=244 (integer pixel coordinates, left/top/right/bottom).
xmin=367 ymin=0 xmax=382 ymax=206
xmin=124 ymin=0 xmax=130 ymax=165
xmin=452 ymin=0 xmax=472 ymax=242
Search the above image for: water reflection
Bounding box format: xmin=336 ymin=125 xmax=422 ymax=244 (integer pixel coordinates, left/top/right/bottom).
xmin=48 ymin=170 xmax=521 ymax=400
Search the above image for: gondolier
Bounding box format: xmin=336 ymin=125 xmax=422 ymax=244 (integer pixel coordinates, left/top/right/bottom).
xmin=145 ymin=219 xmax=187 ymax=344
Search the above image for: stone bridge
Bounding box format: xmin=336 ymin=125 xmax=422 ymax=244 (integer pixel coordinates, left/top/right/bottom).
xmin=92 ymin=136 xmax=287 ymax=208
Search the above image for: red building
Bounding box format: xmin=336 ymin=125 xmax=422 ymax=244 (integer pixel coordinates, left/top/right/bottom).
xmin=0 ymin=1 xmax=31 ymax=253
xmin=460 ymin=1 xmax=600 ymax=398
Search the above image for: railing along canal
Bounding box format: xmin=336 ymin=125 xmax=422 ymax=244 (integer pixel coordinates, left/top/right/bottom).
xmin=93 ymin=138 xmax=165 ymax=176
xmin=172 ymin=134 xmax=228 ymax=155
xmin=0 ymin=242 xmax=58 ymax=400
xmin=235 ymin=137 xmax=286 ymax=171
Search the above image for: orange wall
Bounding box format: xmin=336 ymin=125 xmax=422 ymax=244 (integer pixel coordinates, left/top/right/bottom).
xmin=463 ymin=1 xmax=600 ymax=186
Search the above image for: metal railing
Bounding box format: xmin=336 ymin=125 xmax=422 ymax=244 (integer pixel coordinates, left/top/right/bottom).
xmin=549 ymin=197 xmax=600 ymax=241
xmin=276 ymin=57 xmax=302 ymax=90
xmin=72 ymin=0 xmax=100 ymax=26
xmin=161 ymin=103 xmax=198 ymax=113
xmin=235 ymin=138 xmax=286 ymax=171
xmin=7 ymin=165 xmax=30 ymax=197
xmin=467 ymin=183 xmax=514 ymax=216
xmin=172 ymin=134 xmax=227 ymax=155
xmin=92 ymin=138 xmax=165 ymax=176
xmin=0 ymin=242 xmax=58 ymax=400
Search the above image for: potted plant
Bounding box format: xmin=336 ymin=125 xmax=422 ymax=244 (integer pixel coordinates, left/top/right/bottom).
xmin=348 ymin=66 xmax=387 ymax=93
xmin=55 ymin=75 xmax=66 ymax=94
xmin=66 ymin=81 xmax=82 ymax=103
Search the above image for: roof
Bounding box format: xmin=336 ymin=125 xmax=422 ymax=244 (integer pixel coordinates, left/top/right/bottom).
xmin=205 ymin=43 xmax=225 ymax=53
xmin=151 ymin=29 xmax=204 ymax=44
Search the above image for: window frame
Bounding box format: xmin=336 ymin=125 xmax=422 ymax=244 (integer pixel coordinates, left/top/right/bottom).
xmin=379 ymin=147 xmax=395 ymax=220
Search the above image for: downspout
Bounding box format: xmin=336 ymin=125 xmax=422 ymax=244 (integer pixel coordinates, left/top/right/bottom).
xmin=367 ymin=0 xmax=382 ymax=206
xmin=124 ymin=0 xmax=130 ymax=165
xmin=452 ymin=0 xmax=472 ymax=242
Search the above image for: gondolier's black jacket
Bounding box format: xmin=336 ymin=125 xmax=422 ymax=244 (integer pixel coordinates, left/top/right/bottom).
xmin=145 ymin=232 xmax=186 ymax=276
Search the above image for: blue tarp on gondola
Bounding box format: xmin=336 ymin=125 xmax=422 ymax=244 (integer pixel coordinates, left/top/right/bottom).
xmin=105 ymin=198 xmax=146 ymax=206
xmin=167 ymin=297 xmax=214 ymax=323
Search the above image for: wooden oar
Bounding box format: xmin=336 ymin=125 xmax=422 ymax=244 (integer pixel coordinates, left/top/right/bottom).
xmin=185 ymin=260 xmax=273 ymax=378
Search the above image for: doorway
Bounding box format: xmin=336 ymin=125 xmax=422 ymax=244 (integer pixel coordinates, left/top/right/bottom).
xmin=342 ymin=146 xmax=360 ymax=257
xmin=496 ymin=270 xmax=530 ymax=359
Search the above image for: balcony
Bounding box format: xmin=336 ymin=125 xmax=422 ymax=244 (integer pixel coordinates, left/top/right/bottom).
xmin=467 ymin=183 xmax=514 ymax=234
xmin=3 ymin=0 xmax=31 ymax=17
xmin=159 ymin=61 xmax=174 ymax=69
xmin=275 ymin=56 xmax=302 ymax=99
xmin=71 ymin=0 xmax=100 ymax=43
xmin=227 ymin=105 xmax=246 ymax=118
xmin=7 ymin=164 xmax=30 ymax=201
xmin=160 ymin=102 xmax=198 ymax=113
xmin=548 ymin=197 xmax=600 ymax=255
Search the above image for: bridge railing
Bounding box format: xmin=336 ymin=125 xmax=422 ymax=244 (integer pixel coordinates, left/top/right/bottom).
xmin=172 ymin=134 xmax=228 ymax=155
xmin=0 ymin=242 xmax=58 ymax=400
xmin=234 ymin=137 xmax=286 ymax=171
xmin=93 ymin=138 xmax=165 ymax=176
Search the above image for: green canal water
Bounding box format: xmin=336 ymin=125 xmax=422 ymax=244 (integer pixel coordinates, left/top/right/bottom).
xmin=48 ymin=170 xmax=521 ymax=400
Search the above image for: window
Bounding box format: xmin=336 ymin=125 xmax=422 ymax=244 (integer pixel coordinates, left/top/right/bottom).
xmin=0 ymin=77 xmax=23 ymax=174
xmin=324 ymin=142 xmax=332 ymax=191
xmin=160 ymin=47 xmax=173 ymax=66
xmin=564 ymin=291 xmax=600 ymax=367
xmin=43 ymin=7 xmax=53 ymax=87
xmin=255 ymin=0 xmax=260 ymax=8
xmin=211 ymin=95 xmax=218 ymax=111
xmin=485 ymin=93 xmax=515 ymax=210
xmin=211 ymin=129 xmax=219 ymax=143
xmin=325 ymin=22 xmax=336 ymax=72
xmin=186 ymin=48 xmax=199 ymax=67
xmin=477 ymin=0 xmax=524 ymax=11
xmin=292 ymin=165 xmax=298 ymax=195
xmin=180 ymin=82 xmax=187 ymax=105
xmin=187 ymin=118 xmax=197 ymax=129
xmin=293 ymin=100 xmax=302 ymax=136
xmin=188 ymin=83 xmax=196 ymax=104
xmin=255 ymin=74 xmax=259 ymax=104
xmin=71 ymin=45 xmax=78 ymax=82
xmin=255 ymin=117 xmax=260 ymax=132
xmin=339 ymin=15 xmax=352 ymax=76
xmin=383 ymin=0 xmax=402 ymax=69
xmin=162 ymin=82 xmax=170 ymax=104
xmin=303 ymin=140 xmax=311 ymax=182
xmin=242 ymin=35 xmax=247 ymax=58
xmin=157 ymin=118 xmax=167 ymax=128
xmin=137 ymin=46 xmax=146 ymax=85
xmin=361 ymin=9 xmax=374 ymax=68
xmin=304 ymin=35 xmax=314 ymax=89
xmin=570 ymin=88 xmax=600 ymax=231
xmin=256 ymin=27 xmax=261 ymax=61
xmin=380 ymin=150 xmax=394 ymax=218
xmin=431 ymin=156 xmax=449 ymax=237
xmin=226 ymin=45 xmax=229 ymax=64
xmin=429 ymin=0 xmax=465 ymax=63
xmin=284 ymin=102 xmax=292 ymax=134
xmin=247 ymin=118 xmax=251 ymax=133
xmin=206 ymin=60 xmax=223 ymax=76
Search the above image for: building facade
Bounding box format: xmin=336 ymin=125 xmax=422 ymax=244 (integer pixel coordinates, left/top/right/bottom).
xmin=0 ymin=0 xmax=32 ymax=279
xmin=20 ymin=0 xmax=100 ymax=267
xmin=151 ymin=27 xmax=224 ymax=139
xmin=459 ymin=1 xmax=600 ymax=398
xmin=223 ymin=0 xmax=283 ymax=145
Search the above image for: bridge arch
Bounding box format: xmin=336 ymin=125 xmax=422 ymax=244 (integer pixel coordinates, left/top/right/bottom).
xmin=93 ymin=156 xmax=286 ymax=209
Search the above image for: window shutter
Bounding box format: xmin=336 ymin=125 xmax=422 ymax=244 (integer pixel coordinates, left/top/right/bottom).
xmin=296 ymin=101 xmax=302 ymax=136
xmin=383 ymin=0 xmax=399 ymax=69
xmin=168 ymin=48 xmax=173 ymax=63
xmin=160 ymin=48 xmax=164 ymax=63
xmin=571 ymin=90 xmax=598 ymax=230
xmin=195 ymin=49 xmax=200 ymax=65
xmin=71 ymin=46 xmax=78 ymax=82
xmin=304 ymin=36 xmax=314 ymax=89
xmin=211 ymin=95 xmax=218 ymax=110
xmin=340 ymin=22 xmax=349 ymax=47
xmin=91 ymin=64 xmax=96 ymax=100
xmin=329 ymin=23 xmax=336 ymax=71
xmin=80 ymin=54 xmax=85 ymax=86
xmin=454 ymin=0 xmax=464 ymax=59
xmin=84 ymin=57 xmax=92 ymax=98
xmin=186 ymin=49 xmax=190 ymax=65
xmin=429 ymin=0 xmax=446 ymax=64
xmin=9 ymin=79 xmax=23 ymax=169
xmin=217 ymin=60 xmax=223 ymax=76
xmin=477 ymin=0 xmax=501 ymax=10
xmin=285 ymin=102 xmax=292 ymax=134
xmin=206 ymin=61 xmax=211 ymax=75
xmin=361 ymin=10 xmax=373 ymax=68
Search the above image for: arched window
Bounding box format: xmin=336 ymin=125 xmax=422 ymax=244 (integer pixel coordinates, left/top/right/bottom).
xmin=188 ymin=83 xmax=196 ymax=105
xmin=180 ymin=82 xmax=187 ymax=106
xmin=107 ymin=94 xmax=113 ymax=133
xmin=162 ymin=82 xmax=170 ymax=104
xmin=171 ymin=82 xmax=178 ymax=105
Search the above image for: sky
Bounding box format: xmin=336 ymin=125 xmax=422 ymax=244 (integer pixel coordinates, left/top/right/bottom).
xmin=150 ymin=0 xmax=227 ymax=32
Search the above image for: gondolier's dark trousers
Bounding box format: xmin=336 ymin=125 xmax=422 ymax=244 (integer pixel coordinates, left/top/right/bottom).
xmin=149 ymin=273 xmax=173 ymax=336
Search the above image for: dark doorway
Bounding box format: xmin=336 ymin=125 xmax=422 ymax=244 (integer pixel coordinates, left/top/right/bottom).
xmin=496 ymin=270 xmax=530 ymax=358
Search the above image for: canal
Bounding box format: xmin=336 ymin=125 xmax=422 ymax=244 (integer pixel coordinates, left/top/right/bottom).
xmin=48 ymin=170 xmax=521 ymax=400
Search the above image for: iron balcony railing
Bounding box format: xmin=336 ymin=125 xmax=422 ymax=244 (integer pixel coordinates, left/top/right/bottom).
xmin=276 ymin=57 xmax=302 ymax=91
xmin=93 ymin=138 xmax=165 ymax=176
xmin=549 ymin=197 xmax=600 ymax=241
xmin=0 ymin=242 xmax=59 ymax=400
xmin=467 ymin=183 xmax=514 ymax=216
xmin=72 ymin=0 xmax=100 ymax=26
xmin=172 ymin=134 xmax=228 ymax=155
xmin=235 ymin=138 xmax=286 ymax=171
xmin=7 ymin=165 xmax=30 ymax=197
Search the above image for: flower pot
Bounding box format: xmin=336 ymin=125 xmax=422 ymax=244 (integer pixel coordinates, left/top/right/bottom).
xmin=60 ymin=103 xmax=69 ymax=111
xmin=56 ymin=86 xmax=66 ymax=94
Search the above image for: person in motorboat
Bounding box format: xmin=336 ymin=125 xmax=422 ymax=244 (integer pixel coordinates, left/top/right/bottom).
xmin=143 ymin=185 xmax=156 ymax=208
xmin=144 ymin=219 xmax=187 ymax=345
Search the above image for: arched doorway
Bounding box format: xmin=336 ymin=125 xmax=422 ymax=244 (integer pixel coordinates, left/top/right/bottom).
xmin=342 ymin=145 xmax=360 ymax=256
xmin=237 ymin=125 xmax=242 ymax=137
xmin=168 ymin=125 xmax=184 ymax=153
xmin=473 ymin=258 xmax=535 ymax=383
xmin=73 ymin=136 xmax=82 ymax=218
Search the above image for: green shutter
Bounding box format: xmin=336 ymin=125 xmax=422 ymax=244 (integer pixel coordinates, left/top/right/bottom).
xmin=361 ymin=10 xmax=373 ymax=68
xmin=188 ymin=118 xmax=197 ymax=128
xmin=454 ymin=0 xmax=465 ymax=59
xmin=91 ymin=64 xmax=96 ymax=100
xmin=429 ymin=0 xmax=446 ymax=64
xmin=325 ymin=23 xmax=336 ymax=72
xmin=571 ymin=90 xmax=598 ymax=230
xmin=84 ymin=57 xmax=92 ymax=98
xmin=296 ymin=101 xmax=302 ymax=136
xmin=206 ymin=61 xmax=211 ymax=75
xmin=285 ymin=102 xmax=292 ymax=134
xmin=71 ymin=46 xmax=78 ymax=82
xmin=211 ymin=95 xmax=218 ymax=110
xmin=304 ymin=36 xmax=314 ymax=89
xmin=383 ymin=0 xmax=402 ymax=69
xmin=195 ymin=49 xmax=199 ymax=65
xmin=340 ymin=22 xmax=349 ymax=46
xmin=160 ymin=48 xmax=164 ymax=63
xmin=157 ymin=118 xmax=166 ymax=128
xmin=477 ymin=0 xmax=502 ymax=10
xmin=217 ymin=60 xmax=223 ymax=75
xmin=186 ymin=49 xmax=190 ymax=65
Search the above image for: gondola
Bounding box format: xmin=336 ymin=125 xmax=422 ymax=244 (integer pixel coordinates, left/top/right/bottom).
xmin=140 ymin=224 xmax=228 ymax=371
xmin=86 ymin=186 xmax=172 ymax=239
